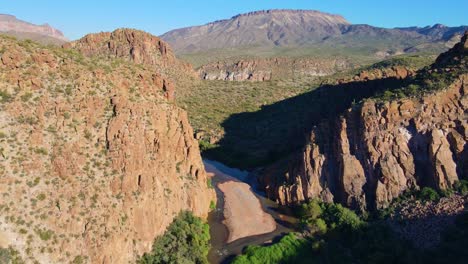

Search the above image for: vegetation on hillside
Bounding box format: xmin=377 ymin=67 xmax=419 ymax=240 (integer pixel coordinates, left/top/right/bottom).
xmin=177 ymin=53 xmax=439 ymax=168
xmin=139 ymin=211 xmax=210 ymax=264
xmin=233 ymin=194 xmax=468 ymax=264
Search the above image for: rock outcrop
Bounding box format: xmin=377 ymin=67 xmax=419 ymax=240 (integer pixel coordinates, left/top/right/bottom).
xmin=64 ymin=29 xmax=197 ymax=84
xmin=260 ymin=33 xmax=467 ymax=211
xmin=0 ymin=14 xmax=68 ymax=45
xmin=198 ymin=57 xmax=351 ymax=81
xmin=0 ymin=33 xmax=213 ymax=263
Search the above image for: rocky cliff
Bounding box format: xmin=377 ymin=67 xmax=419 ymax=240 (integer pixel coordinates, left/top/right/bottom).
xmin=0 ymin=33 xmax=213 ymax=263
xmin=260 ymin=33 xmax=467 ymax=211
xmin=198 ymin=57 xmax=351 ymax=81
xmin=0 ymin=14 xmax=68 ymax=45
xmin=64 ymin=29 xmax=197 ymax=87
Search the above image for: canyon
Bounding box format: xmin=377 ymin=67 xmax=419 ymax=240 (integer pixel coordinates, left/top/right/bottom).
xmin=260 ymin=32 xmax=467 ymax=210
xmin=0 ymin=7 xmax=467 ymax=264
xmin=0 ymin=30 xmax=213 ymax=263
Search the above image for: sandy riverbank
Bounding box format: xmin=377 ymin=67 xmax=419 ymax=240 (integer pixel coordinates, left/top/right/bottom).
xmin=204 ymin=162 xmax=277 ymax=243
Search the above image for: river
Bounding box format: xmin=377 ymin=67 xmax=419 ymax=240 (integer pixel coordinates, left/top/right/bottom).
xmin=204 ymin=160 xmax=298 ymax=264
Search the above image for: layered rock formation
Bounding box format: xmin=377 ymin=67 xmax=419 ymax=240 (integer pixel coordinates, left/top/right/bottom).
xmin=0 ymin=14 xmax=68 ymax=45
xmin=64 ymin=29 xmax=197 ymax=85
xmin=198 ymin=57 xmax=351 ymax=81
xmin=261 ymin=33 xmax=467 ymax=211
xmin=0 ymin=33 xmax=213 ymax=263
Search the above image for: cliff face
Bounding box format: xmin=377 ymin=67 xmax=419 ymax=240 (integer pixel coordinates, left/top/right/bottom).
xmin=64 ymin=29 xmax=197 ymax=83
xmin=198 ymin=57 xmax=351 ymax=81
xmin=260 ymin=34 xmax=467 ymax=211
xmin=0 ymin=34 xmax=213 ymax=263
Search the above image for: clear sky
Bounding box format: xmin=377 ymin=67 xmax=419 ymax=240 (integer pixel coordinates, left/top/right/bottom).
xmin=1 ymin=0 xmax=467 ymax=40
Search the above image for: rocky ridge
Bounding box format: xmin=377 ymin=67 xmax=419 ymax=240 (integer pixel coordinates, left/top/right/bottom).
xmin=64 ymin=29 xmax=198 ymax=91
xmin=260 ymin=33 xmax=468 ymax=211
xmin=0 ymin=14 xmax=68 ymax=45
xmin=0 ymin=34 xmax=213 ymax=263
xmin=198 ymin=57 xmax=352 ymax=81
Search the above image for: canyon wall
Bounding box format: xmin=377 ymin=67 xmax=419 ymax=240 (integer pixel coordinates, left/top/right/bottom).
xmin=198 ymin=57 xmax=351 ymax=81
xmin=0 ymin=32 xmax=213 ymax=263
xmin=260 ymin=33 xmax=467 ymax=211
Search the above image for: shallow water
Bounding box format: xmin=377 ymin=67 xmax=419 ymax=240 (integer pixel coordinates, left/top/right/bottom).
xmin=204 ymin=160 xmax=298 ymax=264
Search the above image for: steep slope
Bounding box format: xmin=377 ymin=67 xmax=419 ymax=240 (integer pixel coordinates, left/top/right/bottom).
xmin=0 ymin=35 xmax=213 ymax=263
xmin=0 ymin=14 xmax=68 ymax=45
xmin=260 ymin=32 xmax=468 ymax=211
xmin=64 ymin=29 xmax=197 ymax=90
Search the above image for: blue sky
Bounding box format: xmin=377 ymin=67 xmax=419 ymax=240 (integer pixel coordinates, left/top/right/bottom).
xmin=1 ymin=0 xmax=467 ymax=40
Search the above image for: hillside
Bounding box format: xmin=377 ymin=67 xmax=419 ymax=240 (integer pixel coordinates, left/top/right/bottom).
xmin=63 ymin=29 xmax=198 ymax=91
xmin=260 ymin=32 xmax=467 ymax=210
xmin=0 ymin=14 xmax=68 ymax=45
xmin=0 ymin=33 xmax=213 ymax=263
xmin=161 ymin=9 xmax=467 ymax=67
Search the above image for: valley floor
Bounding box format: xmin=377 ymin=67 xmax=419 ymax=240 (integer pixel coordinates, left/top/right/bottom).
xmin=204 ymin=160 xmax=296 ymax=263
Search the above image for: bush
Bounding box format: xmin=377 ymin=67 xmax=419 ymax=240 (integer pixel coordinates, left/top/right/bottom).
xmin=309 ymin=218 xmax=327 ymax=235
xmin=231 ymin=233 xmax=310 ymax=264
xmin=321 ymin=203 xmax=363 ymax=231
xmin=454 ymin=180 xmax=468 ymax=195
xmin=139 ymin=211 xmax=210 ymax=264
xmin=419 ymin=187 xmax=440 ymax=202
xmin=198 ymin=140 xmax=216 ymax=153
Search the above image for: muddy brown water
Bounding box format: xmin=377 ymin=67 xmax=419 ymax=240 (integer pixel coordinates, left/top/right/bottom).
xmin=204 ymin=160 xmax=298 ymax=264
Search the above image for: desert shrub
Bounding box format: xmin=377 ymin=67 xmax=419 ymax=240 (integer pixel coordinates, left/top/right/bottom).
xmin=321 ymin=203 xmax=363 ymax=231
xmin=418 ymin=187 xmax=440 ymax=202
xmin=198 ymin=140 xmax=216 ymax=152
xmin=0 ymin=248 xmax=10 ymax=264
xmin=139 ymin=211 xmax=210 ymax=264
xmin=454 ymin=180 xmax=468 ymax=195
xmin=231 ymin=233 xmax=311 ymax=264
xmin=298 ymin=199 xmax=322 ymax=220
xmin=0 ymin=90 xmax=13 ymax=103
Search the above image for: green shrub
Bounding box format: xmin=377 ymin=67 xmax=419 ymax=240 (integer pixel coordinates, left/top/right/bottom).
xmin=231 ymin=233 xmax=310 ymax=264
xmin=0 ymin=248 xmax=10 ymax=264
xmin=454 ymin=180 xmax=468 ymax=195
xmin=321 ymin=203 xmax=363 ymax=231
xmin=419 ymin=187 xmax=440 ymax=202
xmin=299 ymin=199 xmax=322 ymax=220
xmin=207 ymin=178 xmax=213 ymax=189
xmin=0 ymin=90 xmax=13 ymax=103
xmin=199 ymin=140 xmax=216 ymax=153
xmin=139 ymin=211 xmax=210 ymax=264
xmin=209 ymin=200 xmax=216 ymax=210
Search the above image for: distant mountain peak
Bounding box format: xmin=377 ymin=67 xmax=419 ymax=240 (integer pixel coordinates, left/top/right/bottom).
xmin=0 ymin=13 xmax=68 ymax=44
xmin=162 ymin=9 xmax=351 ymax=53
xmin=230 ymin=9 xmax=349 ymax=23
xmin=432 ymin=23 xmax=447 ymax=29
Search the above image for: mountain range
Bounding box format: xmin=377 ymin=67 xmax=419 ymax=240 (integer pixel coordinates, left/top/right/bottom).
xmin=161 ymin=9 xmax=467 ymax=65
xmin=0 ymin=14 xmax=68 ymax=45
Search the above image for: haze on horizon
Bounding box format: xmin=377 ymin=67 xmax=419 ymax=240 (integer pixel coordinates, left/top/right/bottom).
xmin=0 ymin=0 xmax=467 ymax=40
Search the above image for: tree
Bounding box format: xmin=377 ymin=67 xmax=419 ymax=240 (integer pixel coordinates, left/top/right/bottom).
xmin=139 ymin=211 xmax=210 ymax=264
